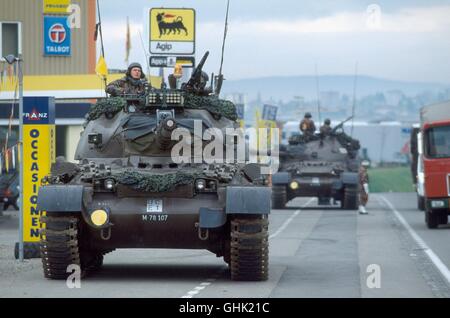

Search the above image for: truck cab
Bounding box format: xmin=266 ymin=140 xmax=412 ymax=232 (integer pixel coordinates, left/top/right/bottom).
xmin=420 ymin=101 xmax=450 ymax=228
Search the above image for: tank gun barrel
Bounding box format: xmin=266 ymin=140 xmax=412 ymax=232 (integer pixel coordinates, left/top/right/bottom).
xmin=155 ymin=117 xmax=177 ymax=150
xmin=184 ymin=51 xmax=209 ymax=90
xmin=332 ymin=116 xmax=353 ymax=134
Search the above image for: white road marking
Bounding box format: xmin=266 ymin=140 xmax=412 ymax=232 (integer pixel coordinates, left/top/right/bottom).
xmin=180 ymin=197 xmax=315 ymax=298
xmin=181 ymin=274 xmax=220 ymax=298
xmin=269 ymin=198 xmax=314 ymax=239
xmin=380 ymin=195 xmax=450 ymax=284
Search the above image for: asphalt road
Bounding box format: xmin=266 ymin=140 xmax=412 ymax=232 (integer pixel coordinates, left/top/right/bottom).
xmin=1 ymin=192 xmax=450 ymax=298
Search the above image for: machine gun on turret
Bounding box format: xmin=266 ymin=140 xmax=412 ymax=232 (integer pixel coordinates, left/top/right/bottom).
xmin=182 ymin=51 xmax=211 ymax=96
xmin=331 ymin=116 xmax=353 ymax=135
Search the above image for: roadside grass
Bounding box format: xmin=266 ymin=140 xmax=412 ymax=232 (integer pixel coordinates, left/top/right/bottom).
xmin=368 ymin=166 xmax=414 ymax=193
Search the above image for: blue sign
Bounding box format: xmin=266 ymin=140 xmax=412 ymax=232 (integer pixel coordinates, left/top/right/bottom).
xmin=23 ymin=97 xmax=55 ymax=125
xmin=43 ymin=16 xmax=71 ymax=56
xmin=235 ymin=103 xmax=245 ymax=120
xmin=262 ymin=104 xmax=278 ymax=121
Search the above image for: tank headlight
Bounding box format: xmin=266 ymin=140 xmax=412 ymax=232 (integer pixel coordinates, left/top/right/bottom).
xmin=104 ymin=179 xmax=115 ymax=190
xmin=289 ymin=181 xmax=299 ymax=190
xmin=90 ymin=209 xmax=108 ymax=227
xmin=196 ymin=179 xmax=206 ymax=191
xmin=166 ymin=93 xmax=182 ymax=104
xmin=147 ymin=93 xmax=158 ymax=104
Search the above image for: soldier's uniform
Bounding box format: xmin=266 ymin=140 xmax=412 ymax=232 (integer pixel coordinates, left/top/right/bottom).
xmin=299 ymin=118 xmax=316 ymax=136
xmin=320 ymin=124 xmax=332 ymax=136
xmin=359 ymin=164 xmax=369 ymax=214
xmin=105 ymin=62 xmax=149 ymax=97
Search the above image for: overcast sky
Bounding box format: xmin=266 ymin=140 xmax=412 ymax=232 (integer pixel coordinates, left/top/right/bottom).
xmin=97 ymin=0 xmax=450 ymax=84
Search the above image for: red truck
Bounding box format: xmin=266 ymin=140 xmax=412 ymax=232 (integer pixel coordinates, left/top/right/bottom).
xmin=420 ymin=101 xmax=450 ymax=228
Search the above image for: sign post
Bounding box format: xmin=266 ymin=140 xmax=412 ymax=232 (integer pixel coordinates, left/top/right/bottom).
xmin=149 ymin=8 xmax=196 ymax=55
xmin=149 ymin=8 xmax=196 ymax=86
xmin=15 ymin=97 xmax=55 ymax=259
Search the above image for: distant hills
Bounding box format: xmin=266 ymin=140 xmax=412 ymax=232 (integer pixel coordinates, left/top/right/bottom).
xmin=221 ymin=75 xmax=449 ymax=101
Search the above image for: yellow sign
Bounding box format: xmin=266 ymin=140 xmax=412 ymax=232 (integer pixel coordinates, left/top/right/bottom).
xmin=23 ymin=125 xmax=55 ymax=241
xmin=43 ymin=0 xmax=71 ymax=14
xmin=0 ymin=74 xmax=163 ymax=97
xmin=22 ymin=97 xmax=55 ymax=243
xmin=150 ymin=8 xmax=195 ymax=55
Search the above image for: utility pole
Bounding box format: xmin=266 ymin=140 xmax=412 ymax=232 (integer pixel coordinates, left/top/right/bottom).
xmin=2 ymin=54 xmax=24 ymax=261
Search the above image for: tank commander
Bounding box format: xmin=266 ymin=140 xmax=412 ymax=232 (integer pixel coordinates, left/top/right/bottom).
xmin=105 ymin=62 xmax=150 ymax=96
xmin=299 ymin=112 xmax=316 ymax=136
xmin=358 ymin=160 xmax=370 ymax=215
xmin=320 ymin=118 xmax=332 ymax=136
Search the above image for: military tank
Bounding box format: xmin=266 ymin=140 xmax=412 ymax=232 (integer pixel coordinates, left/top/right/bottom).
xmin=37 ymin=52 xmax=270 ymax=281
xmin=272 ymin=117 xmax=361 ymax=209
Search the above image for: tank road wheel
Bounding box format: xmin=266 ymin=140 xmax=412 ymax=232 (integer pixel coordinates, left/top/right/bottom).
xmin=341 ymin=186 xmax=359 ymax=210
xmin=272 ymin=186 xmax=287 ymax=209
xmin=40 ymin=213 xmax=102 ymax=279
xmin=425 ymin=209 xmax=439 ymax=229
xmin=230 ymin=215 xmax=269 ymax=281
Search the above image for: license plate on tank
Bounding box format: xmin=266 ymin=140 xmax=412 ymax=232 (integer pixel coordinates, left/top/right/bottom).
xmin=146 ymin=199 xmax=163 ymax=213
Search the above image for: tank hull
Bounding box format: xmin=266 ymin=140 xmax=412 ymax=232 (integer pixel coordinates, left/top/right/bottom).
xmin=84 ymin=194 xmax=226 ymax=250
xmin=286 ymin=175 xmax=343 ymax=200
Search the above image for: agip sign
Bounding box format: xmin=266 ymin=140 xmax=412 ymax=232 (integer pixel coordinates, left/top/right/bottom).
xmin=149 ymin=8 xmax=195 ymax=55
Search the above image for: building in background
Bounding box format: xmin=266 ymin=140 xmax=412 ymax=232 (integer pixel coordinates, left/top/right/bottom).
xmin=0 ymin=0 xmax=99 ymax=161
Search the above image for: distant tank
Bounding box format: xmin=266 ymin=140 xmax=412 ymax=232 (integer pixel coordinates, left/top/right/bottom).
xmin=37 ymin=52 xmax=271 ymax=281
xmin=272 ymin=117 xmax=361 ymax=209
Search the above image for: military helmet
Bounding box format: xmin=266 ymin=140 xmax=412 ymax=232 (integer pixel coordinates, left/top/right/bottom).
xmin=324 ymin=118 xmax=331 ymax=125
xmin=126 ymin=62 xmax=146 ymax=79
xmin=305 ymin=112 xmax=312 ymax=118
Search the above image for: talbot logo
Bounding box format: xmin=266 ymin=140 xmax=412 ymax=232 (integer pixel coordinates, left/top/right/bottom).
xmin=48 ymin=23 xmax=66 ymax=44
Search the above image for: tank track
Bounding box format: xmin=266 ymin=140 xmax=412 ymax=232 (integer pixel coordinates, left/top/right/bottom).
xmin=342 ymin=186 xmax=359 ymax=210
xmin=40 ymin=214 xmax=103 ymax=279
xmin=230 ymin=216 xmax=269 ymax=281
xmin=272 ymin=185 xmax=287 ymax=209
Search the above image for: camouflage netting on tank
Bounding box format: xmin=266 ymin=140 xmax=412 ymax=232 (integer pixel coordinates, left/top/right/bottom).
xmin=336 ymin=133 xmax=360 ymax=151
xmin=85 ymin=94 xmax=237 ymax=122
xmin=184 ymin=94 xmax=238 ymax=121
xmin=112 ymin=170 xmax=200 ymax=192
xmin=86 ymin=97 xmax=127 ymax=122
xmin=289 ymin=133 xmax=360 ymax=151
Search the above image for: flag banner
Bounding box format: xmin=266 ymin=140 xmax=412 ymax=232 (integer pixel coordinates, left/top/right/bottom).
xmin=95 ymin=56 xmax=108 ymax=78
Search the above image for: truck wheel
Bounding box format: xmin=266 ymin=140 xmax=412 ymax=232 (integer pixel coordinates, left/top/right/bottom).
xmin=40 ymin=213 xmax=99 ymax=279
xmin=439 ymin=214 xmax=448 ymax=225
xmin=425 ymin=210 xmax=439 ymax=229
xmin=417 ymin=195 xmax=425 ymax=211
xmin=230 ymin=215 xmax=269 ymax=281
xmin=272 ymin=186 xmax=287 ymax=209
xmin=341 ymin=187 xmax=359 ymax=210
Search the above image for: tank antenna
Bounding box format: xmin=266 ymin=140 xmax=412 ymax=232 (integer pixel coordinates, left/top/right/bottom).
xmin=96 ymin=0 xmax=107 ymax=89
xmin=315 ymin=63 xmax=322 ymax=125
xmin=350 ymin=62 xmax=358 ymax=137
xmin=215 ymin=0 xmax=230 ymax=96
xmin=138 ymin=29 xmax=151 ymax=77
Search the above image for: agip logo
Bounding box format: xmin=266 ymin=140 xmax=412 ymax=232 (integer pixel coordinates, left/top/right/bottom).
xmin=48 ymin=23 xmax=66 ymax=44
xmin=150 ymin=8 xmax=195 ymax=55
